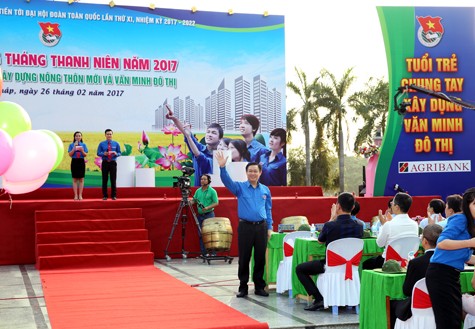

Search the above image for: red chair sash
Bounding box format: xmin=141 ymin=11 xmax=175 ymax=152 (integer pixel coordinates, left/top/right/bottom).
xmin=386 ymin=245 xmax=407 ymax=267
xmin=327 ymin=249 xmax=363 ymax=280
xmin=413 ymin=288 xmax=432 ymax=309
xmin=283 ymin=242 xmax=293 ymax=257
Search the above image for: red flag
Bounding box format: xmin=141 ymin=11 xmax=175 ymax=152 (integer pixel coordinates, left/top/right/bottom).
xmin=39 ymin=22 xmax=61 ymax=36
xmin=417 ymin=16 xmax=444 ymax=34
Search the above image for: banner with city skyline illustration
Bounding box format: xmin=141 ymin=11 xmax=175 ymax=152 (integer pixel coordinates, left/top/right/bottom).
xmin=374 ymin=7 xmax=475 ymax=199
xmin=0 ymin=0 xmax=286 ymax=187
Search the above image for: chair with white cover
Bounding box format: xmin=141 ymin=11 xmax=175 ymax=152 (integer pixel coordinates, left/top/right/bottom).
xmin=276 ymin=231 xmax=312 ymax=294
xmin=394 ymin=278 xmax=436 ymax=329
xmin=385 ymin=236 xmax=421 ymax=267
xmin=464 ymin=314 xmax=475 ymax=329
xmin=316 ymin=238 xmax=364 ymax=315
xmin=462 ymin=294 xmax=475 ymax=329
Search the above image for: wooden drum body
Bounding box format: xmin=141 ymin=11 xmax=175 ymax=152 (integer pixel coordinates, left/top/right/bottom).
xmin=202 ymin=217 xmax=233 ymax=252
xmin=280 ymin=216 xmax=309 ymax=228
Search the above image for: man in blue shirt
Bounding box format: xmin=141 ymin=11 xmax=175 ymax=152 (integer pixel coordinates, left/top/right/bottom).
xmin=259 ymin=128 xmax=287 ymax=186
xmin=97 ymin=129 xmax=121 ymax=200
xmin=216 ymin=150 xmax=273 ymax=298
xmin=239 ymin=114 xmax=268 ymax=162
xmin=296 ymin=192 xmax=363 ymax=311
xmin=166 ymin=108 xmax=222 ymax=186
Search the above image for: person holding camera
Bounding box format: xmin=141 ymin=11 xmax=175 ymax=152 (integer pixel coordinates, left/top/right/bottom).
xmin=191 ymin=174 xmax=219 ymax=256
xmin=216 ymin=151 xmax=273 ymax=298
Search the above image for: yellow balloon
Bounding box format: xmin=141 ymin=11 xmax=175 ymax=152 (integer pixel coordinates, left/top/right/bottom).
xmin=40 ymin=130 xmax=65 ymax=171
xmin=0 ymin=101 xmax=32 ymax=138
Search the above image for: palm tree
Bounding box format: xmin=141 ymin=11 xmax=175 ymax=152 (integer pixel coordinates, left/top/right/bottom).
xmin=318 ymin=67 xmax=357 ymax=192
xmin=287 ymin=68 xmax=320 ymax=186
xmin=349 ymin=77 xmax=389 ymax=152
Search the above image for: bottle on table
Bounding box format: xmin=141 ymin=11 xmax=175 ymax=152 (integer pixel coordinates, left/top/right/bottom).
xmin=310 ymin=224 xmax=316 ymax=238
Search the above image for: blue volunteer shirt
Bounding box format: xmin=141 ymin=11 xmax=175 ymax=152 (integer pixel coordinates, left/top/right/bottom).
xmin=184 ymin=134 xmax=213 ymax=186
xmin=259 ymin=150 xmax=287 ymax=186
xmin=248 ymin=139 xmax=268 ymax=163
xmin=430 ymin=213 xmax=473 ymax=270
xmin=219 ymin=166 xmax=273 ymax=230
xmin=97 ymin=140 xmax=121 ymax=161
xmin=68 ymin=142 xmax=88 ymax=159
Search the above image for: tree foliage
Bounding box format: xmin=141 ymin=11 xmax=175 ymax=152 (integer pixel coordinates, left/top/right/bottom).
xmin=286 ymin=68 xmax=320 ymax=186
xmin=317 ymin=67 xmax=357 ymax=192
xmin=349 ymin=77 xmax=389 ymax=152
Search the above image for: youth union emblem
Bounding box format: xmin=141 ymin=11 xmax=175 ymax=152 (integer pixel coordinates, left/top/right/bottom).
xmin=39 ymin=22 xmax=62 ymax=47
xmin=416 ymin=16 xmax=444 ymax=48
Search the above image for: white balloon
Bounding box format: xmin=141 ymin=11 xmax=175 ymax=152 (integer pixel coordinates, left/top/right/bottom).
xmin=3 ymin=130 xmax=57 ymax=182
xmin=2 ymin=173 xmax=48 ymax=194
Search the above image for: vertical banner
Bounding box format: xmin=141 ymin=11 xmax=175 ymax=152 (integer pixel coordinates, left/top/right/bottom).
xmin=0 ymin=0 xmax=286 ymax=187
xmin=376 ymin=7 xmax=475 ymax=198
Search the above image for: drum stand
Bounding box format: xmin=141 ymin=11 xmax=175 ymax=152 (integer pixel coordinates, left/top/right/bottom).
xmin=164 ymin=188 xmax=202 ymax=261
xmin=200 ymin=252 xmax=233 ymax=265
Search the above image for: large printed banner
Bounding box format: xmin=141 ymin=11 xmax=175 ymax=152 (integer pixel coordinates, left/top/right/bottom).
xmin=376 ymin=7 xmax=475 ymax=198
xmin=0 ymin=0 xmax=286 ymax=187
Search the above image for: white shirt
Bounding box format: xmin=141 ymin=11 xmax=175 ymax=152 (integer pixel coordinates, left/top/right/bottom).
xmin=376 ymin=213 xmax=419 ymax=257
xmin=419 ymin=213 xmax=446 ymax=229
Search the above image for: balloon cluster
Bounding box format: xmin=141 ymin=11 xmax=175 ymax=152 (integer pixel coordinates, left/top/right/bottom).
xmin=0 ymin=71 xmax=64 ymax=194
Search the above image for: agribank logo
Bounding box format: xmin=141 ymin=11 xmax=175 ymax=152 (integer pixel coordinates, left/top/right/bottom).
xmin=39 ymin=22 xmax=62 ymax=47
xmin=398 ymin=160 xmax=471 ymax=174
xmin=416 ymin=16 xmax=444 ymax=48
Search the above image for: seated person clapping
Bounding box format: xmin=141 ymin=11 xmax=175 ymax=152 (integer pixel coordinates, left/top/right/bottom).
xmin=419 ymin=198 xmax=446 ymax=229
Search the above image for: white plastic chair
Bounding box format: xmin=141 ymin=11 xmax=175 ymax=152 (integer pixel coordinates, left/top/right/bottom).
xmin=464 ymin=314 xmax=475 ymax=329
xmin=395 ymin=278 xmax=436 ymax=329
xmin=276 ymin=231 xmax=312 ymax=294
xmin=316 ymin=238 xmax=364 ymax=315
xmin=462 ymin=294 xmax=475 ymax=329
xmin=385 ymin=236 xmax=421 ymax=267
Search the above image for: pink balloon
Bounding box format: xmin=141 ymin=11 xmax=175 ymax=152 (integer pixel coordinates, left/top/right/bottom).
xmin=2 ymin=174 xmax=48 ymax=194
xmin=0 ymin=128 xmax=14 ymax=176
xmin=3 ymin=130 xmax=57 ymax=182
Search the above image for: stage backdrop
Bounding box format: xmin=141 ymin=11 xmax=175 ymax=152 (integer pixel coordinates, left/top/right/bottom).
xmin=0 ymin=0 xmax=286 ymax=187
xmin=375 ymin=7 xmax=475 ymax=199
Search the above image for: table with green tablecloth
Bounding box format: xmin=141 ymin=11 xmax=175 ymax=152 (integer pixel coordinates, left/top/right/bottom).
xmin=359 ymin=269 xmax=475 ymax=329
xmin=265 ymin=232 xmax=286 ymax=283
xmin=291 ymin=238 xmax=384 ymax=298
xmin=250 ymin=232 xmax=286 ymax=284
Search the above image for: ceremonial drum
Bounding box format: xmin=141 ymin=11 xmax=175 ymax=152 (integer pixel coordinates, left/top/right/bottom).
xmin=202 ymin=217 xmax=233 ymax=252
xmin=280 ymin=216 xmax=309 ymax=228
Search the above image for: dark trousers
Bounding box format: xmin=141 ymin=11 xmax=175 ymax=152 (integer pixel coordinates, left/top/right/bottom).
xmin=101 ymin=160 xmax=117 ymax=198
xmin=197 ymin=211 xmax=215 ymax=255
xmin=237 ymin=220 xmax=268 ymax=292
xmin=426 ymin=263 xmax=462 ymax=329
xmin=390 ymin=298 xmax=411 ymax=329
xmin=295 ymin=259 xmax=325 ymax=302
xmin=362 ymin=255 xmax=384 ymax=270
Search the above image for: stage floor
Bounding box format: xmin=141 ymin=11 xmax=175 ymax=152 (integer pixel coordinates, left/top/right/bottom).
xmin=0 ymin=259 xmax=359 ymax=329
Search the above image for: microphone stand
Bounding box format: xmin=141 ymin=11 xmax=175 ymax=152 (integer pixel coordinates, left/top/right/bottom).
xmin=394 ymin=84 xmax=475 ymax=114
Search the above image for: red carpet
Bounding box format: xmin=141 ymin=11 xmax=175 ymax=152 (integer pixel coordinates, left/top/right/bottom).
xmin=35 ymin=208 xmax=154 ymax=270
xmin=41 ymin=265 xmax=268 ymax=329
xmin=37 ymin=208 xmax=268 ymax=328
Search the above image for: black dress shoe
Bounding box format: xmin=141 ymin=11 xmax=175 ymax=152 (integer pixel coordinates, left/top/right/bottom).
xmin=304 ymin=300 xmax=324 ymax=311
xmin=112 ymin=196 xmax=117 ymax=200
xmin=236 ymin=291 xmax=248 ymax=298
xmin=254 ymin=289 xmax=269 ymax=297
xmin=102 ymin=197 xmax=108 ymax=200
